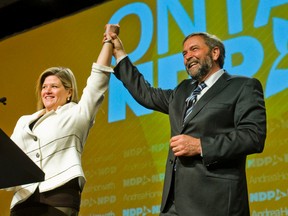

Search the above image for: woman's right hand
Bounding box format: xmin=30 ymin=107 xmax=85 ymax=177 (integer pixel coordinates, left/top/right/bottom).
xmin=105 ymin=24 xmax=126 ymax=60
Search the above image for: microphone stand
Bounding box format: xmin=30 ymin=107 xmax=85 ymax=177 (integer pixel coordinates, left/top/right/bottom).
xmin=0 ymin=97 xmax=7 ymax=105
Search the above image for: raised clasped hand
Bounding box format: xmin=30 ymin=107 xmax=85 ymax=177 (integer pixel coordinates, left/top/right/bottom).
xmin=105 ymin=24 xmax=120 ymax=35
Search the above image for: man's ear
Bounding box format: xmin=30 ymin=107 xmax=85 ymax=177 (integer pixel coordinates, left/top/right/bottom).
xmin=212 ymin=46 xmax=220 ymax=61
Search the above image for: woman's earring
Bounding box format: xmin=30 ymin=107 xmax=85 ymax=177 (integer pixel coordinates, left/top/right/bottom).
xmin=67 ymin=97 xmax=71 ymax=102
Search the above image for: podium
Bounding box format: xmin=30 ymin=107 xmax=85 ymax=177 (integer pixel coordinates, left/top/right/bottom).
xmin=0 ymin=128 xmax=45 ymax=189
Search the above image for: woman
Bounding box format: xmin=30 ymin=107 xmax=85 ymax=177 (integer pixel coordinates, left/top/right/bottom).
xmin=8 ymin=24 xmax=119 ymax=216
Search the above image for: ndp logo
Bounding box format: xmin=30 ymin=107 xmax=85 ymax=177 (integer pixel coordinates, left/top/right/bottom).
xmin=123 ymin=205 xmax=160 ymax=216
xmin=250 ymin=189 xmax=288 ymax=202
xmin=247 ymin=154 xmax=288 ymax=168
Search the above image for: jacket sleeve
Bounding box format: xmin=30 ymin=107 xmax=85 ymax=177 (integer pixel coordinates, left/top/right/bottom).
xmin=77 ymin=63 xmax=113 ymax=124
xmin=201 ymin=77 xmax=267 ymax=166
xmin=114 ymin=56 xmax=173 ymax=114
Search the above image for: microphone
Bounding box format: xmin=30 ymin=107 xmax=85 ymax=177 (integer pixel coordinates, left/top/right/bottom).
xmin=0 ymin=97 xmax=7 ymax=105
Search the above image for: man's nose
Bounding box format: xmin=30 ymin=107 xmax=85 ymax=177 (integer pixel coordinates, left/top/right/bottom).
xmin=186 ymin=51 xmax=195 ymax=60
xmin=185 ymin=53 xmax=193 ymax=63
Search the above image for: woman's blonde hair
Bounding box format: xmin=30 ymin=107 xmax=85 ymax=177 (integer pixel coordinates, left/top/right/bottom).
xmin=36 ymin=67 xmax=78 ymax=110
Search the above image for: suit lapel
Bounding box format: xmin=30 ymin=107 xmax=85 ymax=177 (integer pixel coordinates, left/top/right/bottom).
xmin=182 ymin=73 xmax=231 ymax=127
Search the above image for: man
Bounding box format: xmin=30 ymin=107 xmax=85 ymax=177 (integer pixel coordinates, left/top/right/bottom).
xmin=109 ymin=31 xmax=266 ymax=215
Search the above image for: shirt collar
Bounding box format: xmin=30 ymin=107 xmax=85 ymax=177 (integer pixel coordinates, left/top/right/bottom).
xmin=203 ymin=69 xmax=225 ymax=88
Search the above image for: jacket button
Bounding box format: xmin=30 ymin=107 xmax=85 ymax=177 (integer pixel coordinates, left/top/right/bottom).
xmin=169 ymin=159 xmax=173 ymax=164
xmin=36 ymin=153 xmax=40 ymax=158
xmin=33 ymin=136 xmax=37 ymax=141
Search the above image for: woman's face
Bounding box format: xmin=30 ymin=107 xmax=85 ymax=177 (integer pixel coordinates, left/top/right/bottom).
xmin=41 ymin=75 xmax=71 ymax=112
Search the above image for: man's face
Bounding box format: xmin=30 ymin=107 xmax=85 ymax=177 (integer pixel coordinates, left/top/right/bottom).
xmin=182 ymin=35 xmax=213 ymax=82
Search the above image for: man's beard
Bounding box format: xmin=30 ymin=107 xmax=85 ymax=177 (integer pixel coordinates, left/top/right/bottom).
xmin=188 ymin=54 xmax=213 ymax=82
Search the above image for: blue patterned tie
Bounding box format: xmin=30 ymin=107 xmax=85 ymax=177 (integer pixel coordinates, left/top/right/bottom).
xmin=183 ymin=82 xmax=207 ymax=123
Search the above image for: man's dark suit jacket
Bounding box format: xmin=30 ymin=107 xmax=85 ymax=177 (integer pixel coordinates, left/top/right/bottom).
xmin=114 ymin=57 xmax=266 ymax=216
